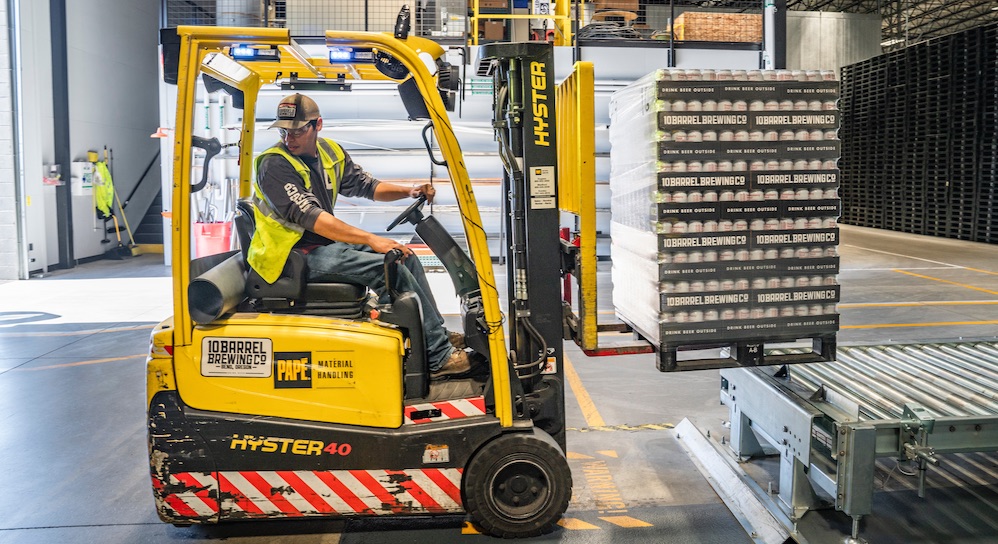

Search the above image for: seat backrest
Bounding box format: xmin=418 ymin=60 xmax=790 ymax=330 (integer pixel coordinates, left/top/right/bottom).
xmin=233 ymin=198 xmax=367 ymax=309
xmin=233 ymin=198 xmax=306 ymax=300
xmin=234 ymin=199 xmax=255 ymax=260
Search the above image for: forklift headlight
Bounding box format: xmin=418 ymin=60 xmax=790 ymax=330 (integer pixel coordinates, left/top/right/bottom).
xmin=229 ymin=45 xmax=279 ymax=61
xmin=329 ymin=47 xmax=375 ymax=64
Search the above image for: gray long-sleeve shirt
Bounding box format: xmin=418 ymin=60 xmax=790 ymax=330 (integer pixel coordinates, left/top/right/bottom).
xmin=257 ymin=146 xmax=380 ymax=247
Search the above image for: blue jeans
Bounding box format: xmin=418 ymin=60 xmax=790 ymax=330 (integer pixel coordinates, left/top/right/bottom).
xmin=306 ymin=242 xmax=453 ymax=371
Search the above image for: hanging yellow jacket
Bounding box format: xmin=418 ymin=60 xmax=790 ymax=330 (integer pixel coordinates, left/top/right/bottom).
xmin=249 ymin=139 xmax=346 ymax=284
xmin=94 ymin=161 xmax=115 ymax=218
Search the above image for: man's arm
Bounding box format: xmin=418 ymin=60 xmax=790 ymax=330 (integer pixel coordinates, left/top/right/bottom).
xmin=338 ymin=149 xmax=437 ymax=203
xmin=372 ymin=182 xmax=436 ymax=203
xmin=311 ymin=211 xmax=413 ymax=256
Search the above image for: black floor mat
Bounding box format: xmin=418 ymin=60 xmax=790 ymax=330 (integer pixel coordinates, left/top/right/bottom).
xmin=424 ymin=378 xmax=485 ymax=402
xmin=422 ymin=352 xmax=489 ymax=402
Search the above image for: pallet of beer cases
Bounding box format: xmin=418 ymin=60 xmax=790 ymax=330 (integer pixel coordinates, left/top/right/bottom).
xmin=609 ymin=68 xmax=840 ymax=371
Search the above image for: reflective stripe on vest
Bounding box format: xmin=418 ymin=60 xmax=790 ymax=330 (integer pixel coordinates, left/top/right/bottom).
xmin=248 ymin=139 xmax=345 ymax=284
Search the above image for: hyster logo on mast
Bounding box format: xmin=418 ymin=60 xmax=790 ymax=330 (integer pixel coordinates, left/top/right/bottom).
xmin=530 ymin=61 xmax=549 ymax=147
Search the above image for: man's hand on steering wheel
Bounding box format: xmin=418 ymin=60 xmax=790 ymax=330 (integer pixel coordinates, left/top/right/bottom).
xmin=368 ymin=234 xmax=413 ymax=259
xmin=409 ymin=183 xmax=436 ymax=203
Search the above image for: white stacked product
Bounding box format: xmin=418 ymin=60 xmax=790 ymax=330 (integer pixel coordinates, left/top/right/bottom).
xmin=609 ymin=68 xmax=841 ymax=353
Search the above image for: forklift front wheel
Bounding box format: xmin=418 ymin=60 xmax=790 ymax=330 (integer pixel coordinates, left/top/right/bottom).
xmin=462 ymin=430 xmax=571 ymax=538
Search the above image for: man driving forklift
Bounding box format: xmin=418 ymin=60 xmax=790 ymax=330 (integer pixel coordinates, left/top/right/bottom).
xmin=251 ymin=92 xmax=471 ymax=377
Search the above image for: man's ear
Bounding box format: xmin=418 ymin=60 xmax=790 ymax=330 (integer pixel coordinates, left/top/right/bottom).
xmin=315 ymin=117 xmax=323 ymax=131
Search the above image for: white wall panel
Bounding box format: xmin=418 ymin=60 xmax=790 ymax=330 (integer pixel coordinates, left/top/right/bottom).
xmin=0 ymin=0 xmax=16 ymax=279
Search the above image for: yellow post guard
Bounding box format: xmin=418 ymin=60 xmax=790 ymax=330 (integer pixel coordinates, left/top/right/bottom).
xmin=555 ymin=62 xmax=598 ymax=350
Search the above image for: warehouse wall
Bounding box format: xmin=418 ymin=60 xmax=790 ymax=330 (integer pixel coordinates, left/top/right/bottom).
xmin=0 ymin=0 xmax=15 ymax=279
xmin=5 ymin=0 xmax=161 ymax=274
xmin=64 ymin=0 xmax=161 ymax=261
xmin=787 ymin=12 xmax=881 ymax=71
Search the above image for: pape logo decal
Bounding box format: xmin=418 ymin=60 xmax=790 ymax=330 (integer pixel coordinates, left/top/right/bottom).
xmin=274 ymin=351 xmax=312 ymax=388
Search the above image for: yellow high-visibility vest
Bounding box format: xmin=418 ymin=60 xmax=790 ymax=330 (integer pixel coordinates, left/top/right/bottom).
xmin=248 ymin=139 xmax=346 ymax=284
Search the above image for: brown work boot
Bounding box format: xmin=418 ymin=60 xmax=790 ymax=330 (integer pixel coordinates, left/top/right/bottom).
xmin=431 ymin=349 xmax=471 ymax=378
xmin=448 ymin=330 xmax=466 ymax=350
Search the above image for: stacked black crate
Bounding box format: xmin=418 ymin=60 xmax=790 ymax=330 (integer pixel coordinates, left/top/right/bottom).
xmin=980 ymin=25 xmax=998 ymax=244
xmin=950 ymin=28 xmax=982 ymax=241
xmin=840 ymin=22 xmax=998 ymax=245
xmin=885 ymin=49 xmax=913 ymax=233
xmin=840 ymin=56 xmax=888 ymax=229
xmin=838 ymin=63 xmax=858 ymax=225
xmin=609 ymin=69 xmax=840 ymax=370
xmin=905 ymin=41 xmax=945 ymax=237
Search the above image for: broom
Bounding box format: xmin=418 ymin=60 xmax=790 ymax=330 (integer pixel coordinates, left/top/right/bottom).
xmin=107 ymin=147 xmax=141 ymax=257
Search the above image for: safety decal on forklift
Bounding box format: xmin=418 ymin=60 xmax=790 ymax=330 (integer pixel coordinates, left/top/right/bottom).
xmin=530 ymin=165 xmax=557 ymax=209
xmin=422 ymin=445 xmax=449 ymax=464
xmin=403 ymin=396 xmax=487 ymax=425
xmin=541 ymin=356 xmax=557 ymax=374
xmin=154 ymin=468 xmax=465 ymax=518
xmin=201 ymin=337 xmax=272 ymax=377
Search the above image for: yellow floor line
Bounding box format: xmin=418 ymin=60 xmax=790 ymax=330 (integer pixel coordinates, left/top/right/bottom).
xmin=600 ymin=515 xmax=653 ymax=528
xmin=567 ymin=423 xmax=674 ymax=433
xmin=964 ymin=266 xmax=998 ymax=277
xmin=558 ymin=518 xmax=601 ymax=530
xmin=13 ymin=354 xmax=146 ymax=371
xmin=564 ymin=354 xmax=606 ymax=428
xmin=893 ymin=269 xmax=998 ymax=297
xmin=842 ymin=320 xmax=998 ymax=330
xmin=461 ymin=521 xmax=483 ymax=535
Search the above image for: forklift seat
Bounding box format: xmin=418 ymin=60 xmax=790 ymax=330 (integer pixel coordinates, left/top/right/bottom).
xmin=233 ymin=199 xmax=368 ymax=318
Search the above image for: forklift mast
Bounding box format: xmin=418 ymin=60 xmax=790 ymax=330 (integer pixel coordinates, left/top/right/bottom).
xmin=479 ymin=43 xmax=566 ymax=450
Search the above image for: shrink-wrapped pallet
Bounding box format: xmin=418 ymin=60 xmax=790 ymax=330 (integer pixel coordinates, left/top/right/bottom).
xmin=609 ymin=68 xmax=841 ymax=366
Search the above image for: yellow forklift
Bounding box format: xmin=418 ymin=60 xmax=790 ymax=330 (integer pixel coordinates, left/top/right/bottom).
xmin=149 ymin=11 xmax=572 ymax=538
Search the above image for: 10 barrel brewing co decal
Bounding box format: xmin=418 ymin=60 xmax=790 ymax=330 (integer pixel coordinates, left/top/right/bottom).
xmin=201 ymin=337 xmax=273 ymax=377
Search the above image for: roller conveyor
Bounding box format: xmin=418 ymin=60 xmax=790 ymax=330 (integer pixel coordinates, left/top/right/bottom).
xmin=719 ymin=341 xmax=998 ymax=542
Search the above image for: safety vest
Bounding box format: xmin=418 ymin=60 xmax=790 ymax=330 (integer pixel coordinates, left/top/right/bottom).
xmin=248 ymin=138 xmax=346 ymax=284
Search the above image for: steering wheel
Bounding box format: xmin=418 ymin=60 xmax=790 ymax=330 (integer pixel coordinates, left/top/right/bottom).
xmin=386 ymin=194 xmax=427 ymax=231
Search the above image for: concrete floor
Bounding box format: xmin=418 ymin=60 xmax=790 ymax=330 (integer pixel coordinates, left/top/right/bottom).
xmin=0 ymin=224 xmax=996 ymax=543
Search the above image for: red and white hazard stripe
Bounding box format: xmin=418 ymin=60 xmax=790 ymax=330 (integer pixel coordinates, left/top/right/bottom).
xmin=152 ymin=472 xmax=219 ymax=519
xmin=404 ymin=396 xmax=487 ymax=424
xmin=155 ymin=469 xmax=465 ymax=520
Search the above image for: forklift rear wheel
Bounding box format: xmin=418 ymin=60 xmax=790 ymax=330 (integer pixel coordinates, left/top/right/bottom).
xmin=463 ymin=430 xmax=571 ymax=538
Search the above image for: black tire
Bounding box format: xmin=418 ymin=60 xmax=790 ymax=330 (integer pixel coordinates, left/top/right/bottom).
xmin=462 ymin=429 xmax=572 ymax=538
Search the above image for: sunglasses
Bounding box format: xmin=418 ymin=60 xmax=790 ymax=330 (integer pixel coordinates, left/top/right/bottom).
xmin=279 ymin=120 xmax=315 ymax=139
